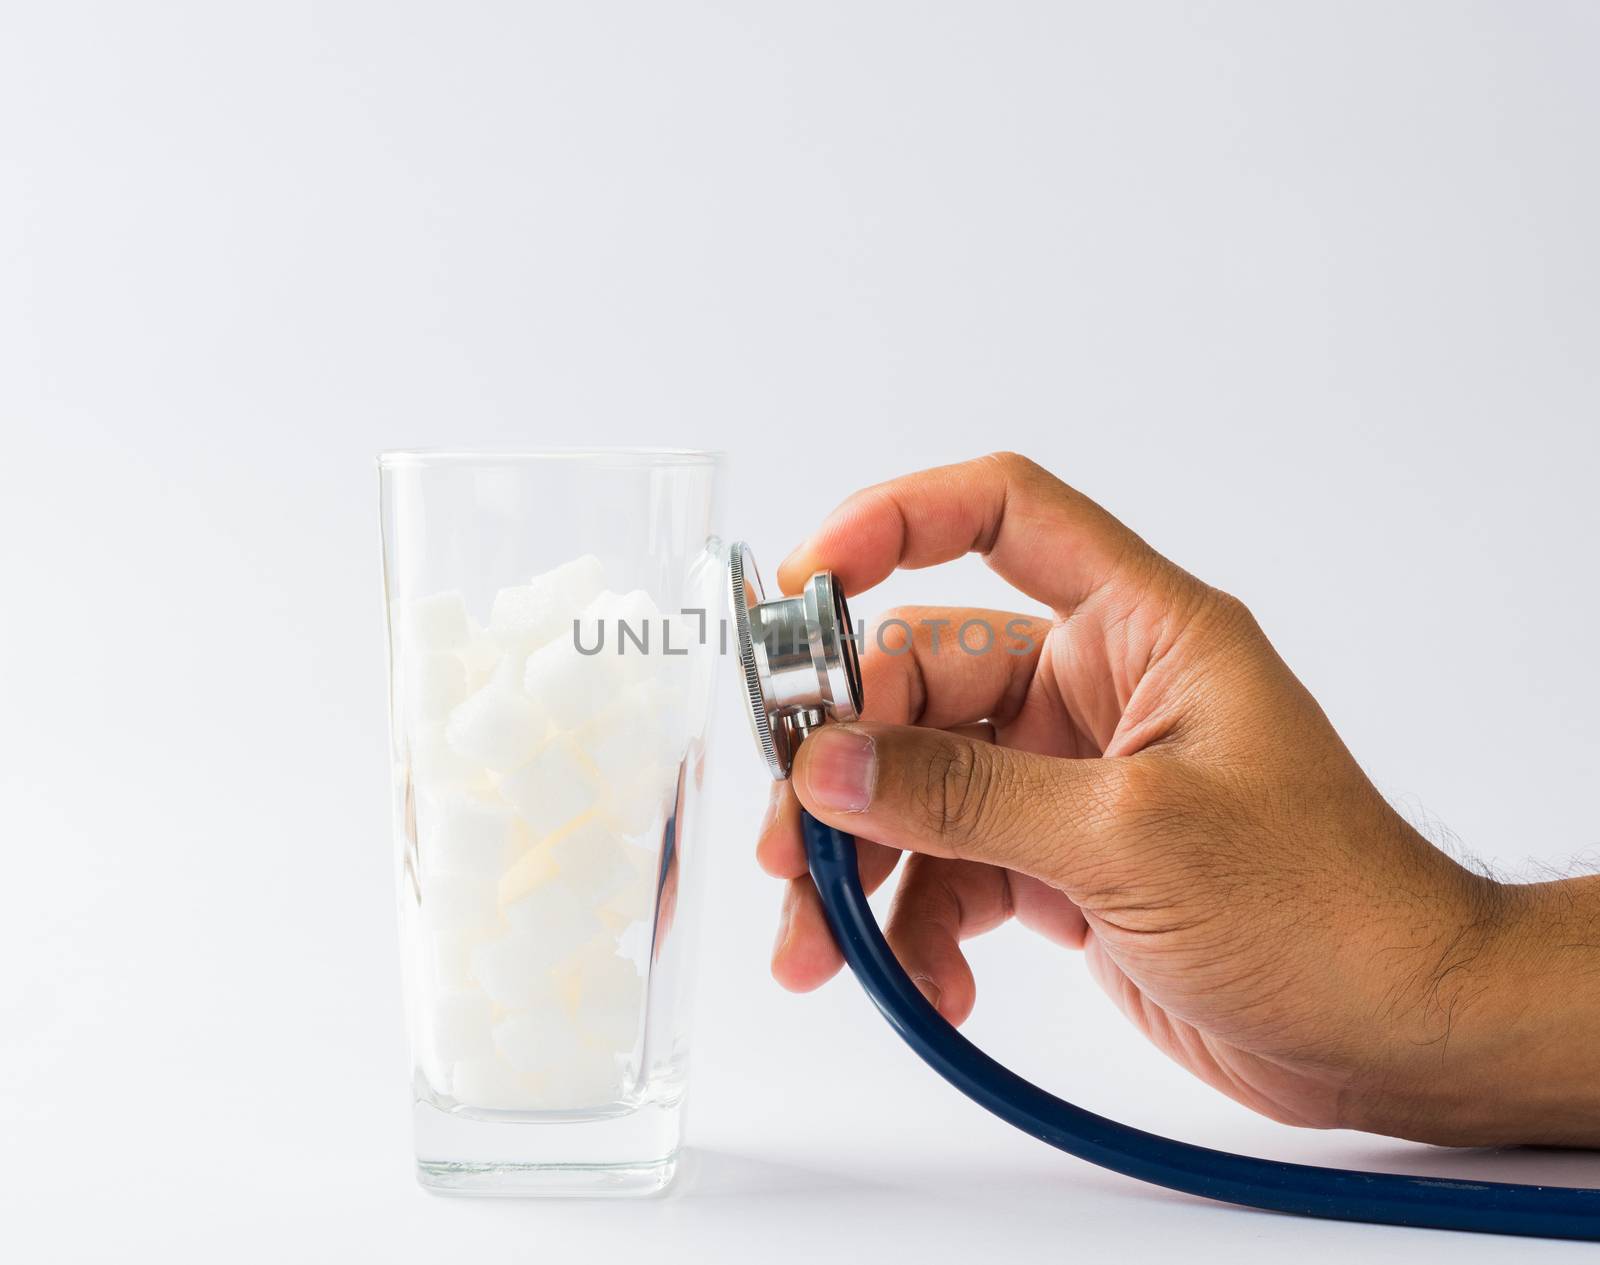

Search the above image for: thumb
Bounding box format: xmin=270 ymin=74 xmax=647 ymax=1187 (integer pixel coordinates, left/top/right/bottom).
xmin=791 ymin=721 xmax=1128 ymax=885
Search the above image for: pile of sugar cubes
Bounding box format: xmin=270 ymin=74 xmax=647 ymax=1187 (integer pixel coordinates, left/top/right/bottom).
xmin=399 ymin=555 xmax=702 ymax=1111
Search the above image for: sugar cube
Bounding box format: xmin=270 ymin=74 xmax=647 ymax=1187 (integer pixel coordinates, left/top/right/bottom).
xmin=498 ymin=837 xmax=560 ymax=906
xmin=420 ymin=788 xmax=520 ymax=868
xmin=423 ymin=869 xmax=499 ymax=933
xmin=492 ymin=1009 xmax=588 ymax=1077
xmin=503 ymin=871 xmax=603 ymax=947
xmin=601 ymin=860 xmax=659 ymax=931
xmin=458 ymin=619 xmax=504 ymax=687
xmin=497 ymin=735 xmax=601 ymax=838
xmin=424 ymin=928 xmax=476 ymax=992
xmin=575 ymin=589 xmax=664 ymax=684
xmin=551 ymin=817 xmax=637 ymax=906
xmin=558 ymin=939 xmax=646 ymax=1052
xmin=579 ymin=693 xmax=664 ymax=788
xmin=541 ymin=553 xmax=606 ymax=614
xmin=405 ymin=652 xmax=468 ymax=726
xmin=410 ymin=723 xmax=484 ymax=789
xmin=471 ymin=931 xmax=564 ymax=1009
xmin=495 ymin=1010 xmax=627 ymax=1109
xmin=488 ymin=585 xmax=554 ymax=658
xmin=444 ymin=680 xmax=548 ymax=771
xmin=522 ymin=635 xmax=615 ymax=732
xmin=488 ymin=555 xmax=607 ymax=657
xmin=424 ymin=991 xmax=495 ymax=1066
xmin=606 ymin=767 xmax=673 ymax=840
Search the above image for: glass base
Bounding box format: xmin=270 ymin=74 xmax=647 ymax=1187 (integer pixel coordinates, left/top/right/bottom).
xmin=418 ymin=1155 xmax=677 ymax=1197
xmin=413 ymin=1096 xmax=682 ymax=1197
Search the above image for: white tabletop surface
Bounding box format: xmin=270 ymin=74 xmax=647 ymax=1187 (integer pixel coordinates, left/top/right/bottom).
xmin=5 ymin=3 xmax=1599 ymax=1260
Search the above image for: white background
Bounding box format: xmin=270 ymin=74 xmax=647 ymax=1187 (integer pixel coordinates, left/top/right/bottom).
xmin=4 ymin=2 xmax=1599 ymax=1260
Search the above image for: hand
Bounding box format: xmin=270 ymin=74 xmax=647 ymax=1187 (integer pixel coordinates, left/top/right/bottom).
xmin=757 ymin=453 xmax=1600 ymax=1147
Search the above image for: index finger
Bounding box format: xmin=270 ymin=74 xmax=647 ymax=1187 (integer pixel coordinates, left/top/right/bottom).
xmin=776 ymin=452 xmax=1155 ymax=616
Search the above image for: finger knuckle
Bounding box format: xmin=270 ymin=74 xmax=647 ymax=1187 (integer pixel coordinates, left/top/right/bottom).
xmin=983 ymin=450 xmax=1042 ymax=481
xmin=1090 ymin=759 xmax=1181 ymax=838
xmin=918 ymin=741 xmax=997 ymax=845
xmin=1200 ymin=588 xmax=1261 ymax=640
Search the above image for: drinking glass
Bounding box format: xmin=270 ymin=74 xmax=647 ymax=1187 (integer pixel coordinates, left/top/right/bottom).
xmin=378 ymin=448 xmax=723 ymax=1195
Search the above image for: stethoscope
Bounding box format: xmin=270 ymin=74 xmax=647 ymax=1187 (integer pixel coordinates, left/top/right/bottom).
xmin=726 ymin=542 xmax=1600 ymax=1242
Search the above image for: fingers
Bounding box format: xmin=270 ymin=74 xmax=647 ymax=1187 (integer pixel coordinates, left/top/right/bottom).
xmin=757 ymin=767 xmax=905 ymax=886
xmin=777 ymin=452 xmax=1171 ymax=617
xmin=882 ymin=855 xmax=1012 ymax=1025
xmin=857 ymin=607 xmax=1050 ymax=732
xmin=770 ymin=877 xmax=842 ymax=991
xmin=772 ymin=849 xmax=902 ymax=991
xmin=792 ymin=720 xmax=1128 ymax=887
xmin=757 ymin=607 xmax=1048 ymax=881
xmin=1007 ymin=872 xmax=1089 ymax=949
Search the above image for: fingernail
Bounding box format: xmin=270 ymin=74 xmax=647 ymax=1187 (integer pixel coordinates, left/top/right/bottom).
xmin=804 ymin=727 xmax=875 ymax=813
xmin=912 ymin=974 xmax=942 ymax=1011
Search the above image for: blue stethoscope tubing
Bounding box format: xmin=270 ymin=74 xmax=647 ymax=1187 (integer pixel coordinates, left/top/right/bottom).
xmin=801 ymin=810 xmax=1600 ymax=1241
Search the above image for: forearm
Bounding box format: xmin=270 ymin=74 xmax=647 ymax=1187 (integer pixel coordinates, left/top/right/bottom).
xmin=1485 ymin=875 xmax=1600 ymax=1144
xmin=1360 ymin=874 xmax=1600 ymax=1147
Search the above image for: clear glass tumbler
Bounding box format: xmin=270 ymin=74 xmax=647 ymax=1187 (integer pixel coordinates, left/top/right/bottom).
xmin=378 ymin=449 xmax=723 ymax=1195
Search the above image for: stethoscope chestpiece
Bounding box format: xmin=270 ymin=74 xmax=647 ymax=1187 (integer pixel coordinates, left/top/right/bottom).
xmin=727 ymin=542 xmax=863 ymax=781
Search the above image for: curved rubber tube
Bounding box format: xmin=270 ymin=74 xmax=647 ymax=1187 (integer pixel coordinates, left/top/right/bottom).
xmin=801 ymin=810 xmax=1600 ymax=1241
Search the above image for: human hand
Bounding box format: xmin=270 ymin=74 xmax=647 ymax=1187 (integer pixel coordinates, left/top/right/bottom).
xmin=758 ymin=453 xmax=1600 ymax=1147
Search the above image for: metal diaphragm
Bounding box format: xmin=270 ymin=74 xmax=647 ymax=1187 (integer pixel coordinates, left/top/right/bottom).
xmin=727 ymin=542 xmax=863 ymax=780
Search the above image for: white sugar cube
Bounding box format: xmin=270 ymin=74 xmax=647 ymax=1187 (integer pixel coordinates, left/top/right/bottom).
xmin=406 ymin=591 xmax=471 ymax=652
xmin=498 ymin=735 xmax=600 ymax=838
xmin=551 ymin=818 xmax=636 ymax=906
xmin=612 ymin=914 xmax=654 ymax=965
xmin=488 ymin=555 xmax=607 ymax=657
xmin=459 ymin=619 xmax=504 ymax=688
xmin=648 ymin=669 xmax=701 ymax=763
xmin=610 ymin=767 xmax=674 ymax=840
xmin=601 ymin=853 xmax=660 ymax=930
xmin=503 ymin=873 xmax=603 ymax=948
xmin=423 ymin=869 xmax=499 ymax=933
xmin=522 ymin=635 xmax=616 ymax=732
xmin=492 ymin=1009 xmax=589 ymax=1078
xmin=487 ymin=585 xmax=554 ymax=658
xmin=420 ymin=791 xmax=521 ymax=877
xmin=424 ymin=928 xmax=476 ymax=991
xmin=558 ymin=941 xmax=645 ymax=1052
xmin=579 ymin=694 xmax=665 ymax=789
xmin=424 ymin=991 xmax=495 ymax=1066
xmin=498 ymin=838 xmax=559 ymax=906
xmin=540 ymin=553 xmax=606 ymax=613
xmin=451 ymin=1055 xmax=535 ymax=1111
xmin=405 ymin=652 xmax=468 ymax=726
xmin=471 ymin=931 xmax=564 ymax=1009
xmin=579 ymin=699 xmax=680 ymax=836
xmin=601 ymin=758 xmax=675 ymax=839
xmin=444 ymin=681 xmax=548 ymax=771
xmin=575 ymin=590 xmax=665 ymax=683
xmin=410 ymin=724 xmax=484 ymax=790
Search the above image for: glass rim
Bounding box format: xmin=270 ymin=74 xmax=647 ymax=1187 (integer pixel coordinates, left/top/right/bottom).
xmin=378 ymin=446 xmax=723 ymax=469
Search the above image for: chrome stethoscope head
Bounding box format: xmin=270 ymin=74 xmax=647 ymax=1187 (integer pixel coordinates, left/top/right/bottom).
xmin=727 ymin=543 xmax=863 ymax=780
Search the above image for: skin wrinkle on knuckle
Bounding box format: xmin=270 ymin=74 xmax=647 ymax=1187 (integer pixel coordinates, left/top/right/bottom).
xmin=916 ymin=741 xmax=996 ymax=857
